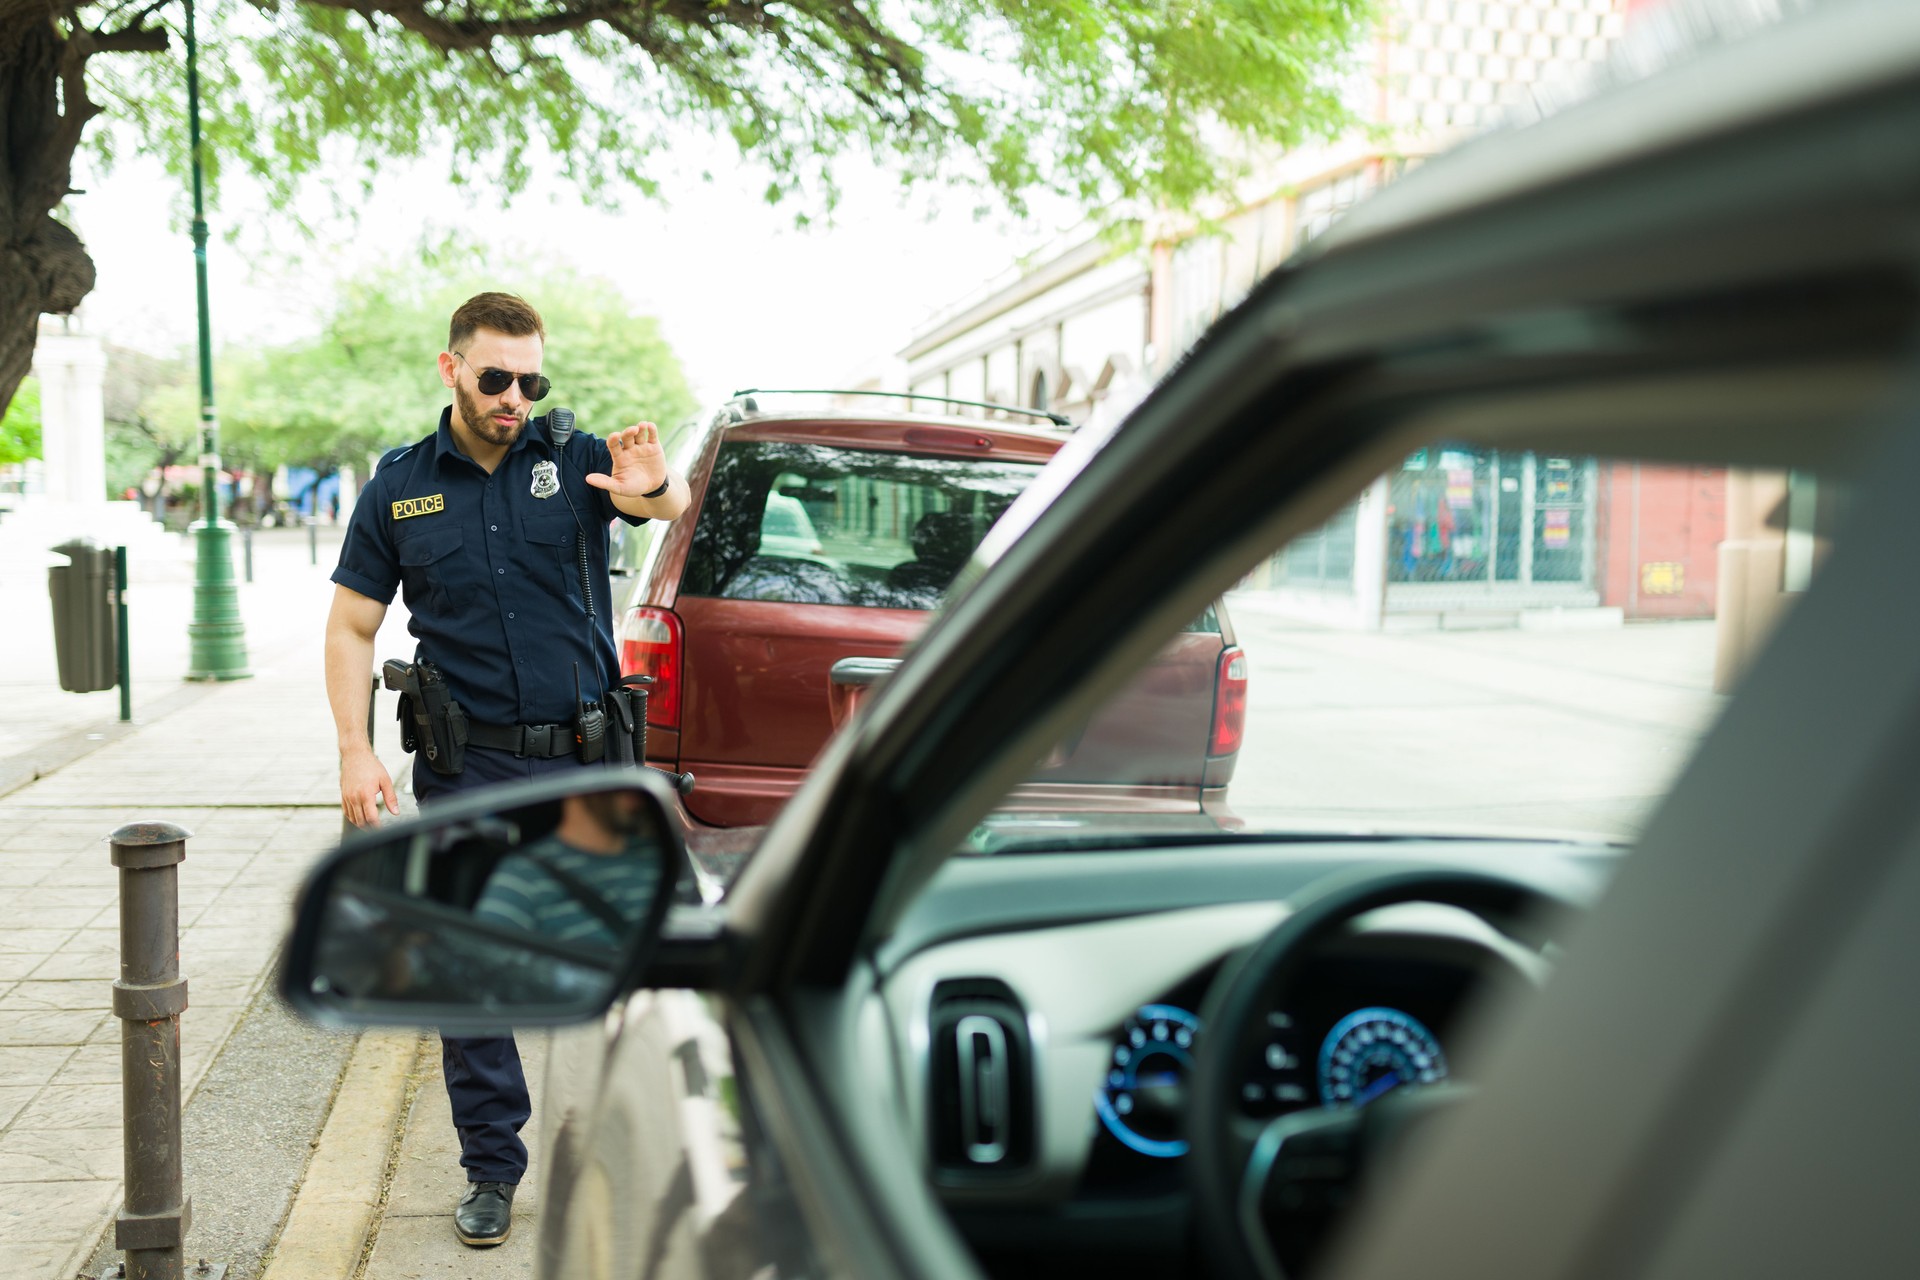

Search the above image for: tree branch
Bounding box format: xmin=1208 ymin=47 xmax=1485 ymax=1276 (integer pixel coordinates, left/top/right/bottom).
xmin=85 ymin=0 xmax=170 ymax=34
xmin=22 ymin=14 xmax=163 ymax=220
xmin=52 ymin=27 xmax=102 ymax=160
xmin=93 ymin=23 xmax=169 ymax=52
xmin=289 ymin=0 xmax=922 ymax=99
xmin=300 ymin=0 xmax=663 ymax=50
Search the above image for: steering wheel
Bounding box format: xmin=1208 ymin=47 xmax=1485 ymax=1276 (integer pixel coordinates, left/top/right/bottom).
xmin=1188 ymin=866 xmax=1579 ymax=1280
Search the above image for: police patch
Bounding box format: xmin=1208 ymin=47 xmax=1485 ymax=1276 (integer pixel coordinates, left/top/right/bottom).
xmin=391 ymin=493 xmax=445 ymax=521
xmin=530 ymin=460 xmax=560 ymax=499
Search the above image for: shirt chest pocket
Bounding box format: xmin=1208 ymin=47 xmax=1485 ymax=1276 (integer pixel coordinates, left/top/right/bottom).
xmin=522 ymin=513 xmax=588 ymax=612
xmin=395 ymin=528 xmax=473 ymax=617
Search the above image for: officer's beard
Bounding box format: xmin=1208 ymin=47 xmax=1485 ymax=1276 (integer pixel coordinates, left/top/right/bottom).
xmin=455 ymin=380 xmax=527 ymax=447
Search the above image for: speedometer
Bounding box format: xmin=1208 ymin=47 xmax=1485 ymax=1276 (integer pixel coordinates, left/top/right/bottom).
xmin=1317 ymin=1006 xmax=1447 ymax=1107
xmin=1094 ymin=1004 xmax=1200 ymax=1158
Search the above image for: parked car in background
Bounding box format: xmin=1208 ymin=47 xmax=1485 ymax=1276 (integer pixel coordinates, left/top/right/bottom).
xmin=613 ymin=394 xmax=1248 ymax=831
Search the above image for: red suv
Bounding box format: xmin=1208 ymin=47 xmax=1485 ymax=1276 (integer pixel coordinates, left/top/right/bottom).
xmin=615 ymin=394 xmax=1246 ymax=829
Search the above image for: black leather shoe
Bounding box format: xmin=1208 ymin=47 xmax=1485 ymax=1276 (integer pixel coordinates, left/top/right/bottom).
xmin=454 ymin=1180 xmax=515 ymax=1247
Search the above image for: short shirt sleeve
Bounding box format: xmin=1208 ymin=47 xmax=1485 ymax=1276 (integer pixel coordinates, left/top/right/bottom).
xmin=583 ymin=433 xmax=650 ymax=529
xmin=331 ymin=459 xmax=402 ymax=604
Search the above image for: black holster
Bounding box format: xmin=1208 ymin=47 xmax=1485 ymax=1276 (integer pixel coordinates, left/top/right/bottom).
xmin=601 ymin=676 xmax=653 ymax=767
xmin=383 ymin=658 xmax=469 ymax=776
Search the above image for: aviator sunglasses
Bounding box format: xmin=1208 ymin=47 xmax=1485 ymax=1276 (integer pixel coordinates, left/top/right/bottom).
xmin=454 ymin=351 xmax=551 ymax=401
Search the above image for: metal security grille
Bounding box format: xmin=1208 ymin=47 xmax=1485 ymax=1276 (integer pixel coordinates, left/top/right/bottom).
xmin=1387 ymin=448 xmax=1596 ymax=593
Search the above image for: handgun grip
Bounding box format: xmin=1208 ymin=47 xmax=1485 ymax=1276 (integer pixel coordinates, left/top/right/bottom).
xmin=381 ymin=659 xmax=413 ymax=691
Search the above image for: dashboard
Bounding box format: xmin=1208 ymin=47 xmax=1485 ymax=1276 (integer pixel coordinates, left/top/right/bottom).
xmin=872 ymin=840 xmax=1598 ymax=1269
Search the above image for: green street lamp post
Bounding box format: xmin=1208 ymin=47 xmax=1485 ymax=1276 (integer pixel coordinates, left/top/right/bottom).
xmin=183 ymin=0 xmax=250 ymax=680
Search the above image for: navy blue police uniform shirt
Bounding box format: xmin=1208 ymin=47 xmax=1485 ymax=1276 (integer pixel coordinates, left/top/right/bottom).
xmin=332 ymin=407 xmax=648 ymax=728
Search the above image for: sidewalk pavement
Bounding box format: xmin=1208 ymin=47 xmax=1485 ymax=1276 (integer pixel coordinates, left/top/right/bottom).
xmin=0 ymin=521 xmax=555 ymax=1280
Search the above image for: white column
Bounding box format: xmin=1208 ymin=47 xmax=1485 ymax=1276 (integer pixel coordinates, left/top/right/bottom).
xmin=337 ymin=464 xmax=358 ymax=522
xmin=31 ymin=326 xmax=110 ymax=507
xmin=1353 ymin=475 xmax=1391 ymax=631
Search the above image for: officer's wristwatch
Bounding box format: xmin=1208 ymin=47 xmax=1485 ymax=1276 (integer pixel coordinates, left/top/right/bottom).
xmin=641 ymin=478 xmax=671 ymax=499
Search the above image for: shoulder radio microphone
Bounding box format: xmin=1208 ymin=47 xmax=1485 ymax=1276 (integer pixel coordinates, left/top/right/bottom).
xmin=546 ymin=406 xmax=576 ymax=446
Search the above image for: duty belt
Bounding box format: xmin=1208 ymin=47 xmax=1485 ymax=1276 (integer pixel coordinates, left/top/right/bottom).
xmin=464 ymin=721 xmax=577 ymax=759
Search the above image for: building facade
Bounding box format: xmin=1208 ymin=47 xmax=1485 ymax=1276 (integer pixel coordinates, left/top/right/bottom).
xmin=901 ymin=0 xmax=1766 ymax=631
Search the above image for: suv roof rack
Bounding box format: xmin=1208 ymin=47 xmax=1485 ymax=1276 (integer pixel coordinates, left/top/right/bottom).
xmin=729 ymin=387 xmax=1073 ymax=429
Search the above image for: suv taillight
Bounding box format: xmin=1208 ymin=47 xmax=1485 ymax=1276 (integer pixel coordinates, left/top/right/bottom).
xmin=1209 ymin=646 xmax=1248 ymax=757
xmin=618 ymin=606 xmax=683 ymax=730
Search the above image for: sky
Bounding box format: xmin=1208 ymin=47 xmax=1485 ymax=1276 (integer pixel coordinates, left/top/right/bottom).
xmin=66 ymin=142 xmax=1071 ymax=410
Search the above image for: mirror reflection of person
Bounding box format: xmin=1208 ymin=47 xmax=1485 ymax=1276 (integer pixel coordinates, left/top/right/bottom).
xmin=472 ymin=791 xmax=662 ymax=950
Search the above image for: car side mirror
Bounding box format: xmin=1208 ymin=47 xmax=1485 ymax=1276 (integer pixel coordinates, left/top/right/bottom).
xmin=280 ymin=771 xmax=685 ymax=1034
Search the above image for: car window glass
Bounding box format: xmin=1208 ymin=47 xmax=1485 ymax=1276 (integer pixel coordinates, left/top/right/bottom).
xmin=681 ymin=440 xmax=1043 ymax=608
xmin=967 ymin=442 xmax=1845 ymax=854
xmin=609 ymin=517 xmax=655 ymax=578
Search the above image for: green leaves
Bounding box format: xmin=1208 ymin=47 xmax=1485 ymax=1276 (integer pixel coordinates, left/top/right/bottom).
xmin=74 ymin=0 xmax=1373 ymax=227
xmin=0 ymin=378 xmax=42 ymax=467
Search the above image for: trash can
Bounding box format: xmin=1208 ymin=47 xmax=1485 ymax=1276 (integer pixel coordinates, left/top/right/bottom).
xmin=49 ymin=539 xmax=118 ymax=693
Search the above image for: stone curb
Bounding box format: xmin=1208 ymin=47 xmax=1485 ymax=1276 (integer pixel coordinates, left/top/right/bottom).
xmin=258 ymin=1031 xmax=424 ymax=1280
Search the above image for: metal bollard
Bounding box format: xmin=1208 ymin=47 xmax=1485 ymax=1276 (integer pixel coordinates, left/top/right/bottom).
xmin=307 ymin=517 xmax=316 ymax=566
xmin=241 ymin=526 xmax=252 ymax=583
xmin=109 ymin=822 xmax=193 ymax=1280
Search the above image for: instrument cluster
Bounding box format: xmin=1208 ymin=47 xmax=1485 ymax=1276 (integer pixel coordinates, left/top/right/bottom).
xmin=1085 ymin=950 xmax=1495 ymax=1187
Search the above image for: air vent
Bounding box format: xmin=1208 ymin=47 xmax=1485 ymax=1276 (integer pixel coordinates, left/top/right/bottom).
xmin=928 ymin=979 xmax=1033 ymax=1179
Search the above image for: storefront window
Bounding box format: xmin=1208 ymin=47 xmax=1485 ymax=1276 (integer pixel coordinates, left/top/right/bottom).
xmin=1389 ymin=447 xmax=1493 ymax=583
xmin=1388 ymin=448 xmax=1596 ymax=589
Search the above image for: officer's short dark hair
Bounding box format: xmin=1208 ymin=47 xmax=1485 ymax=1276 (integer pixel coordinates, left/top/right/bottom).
xmin=449 ymin=292 xmax=546 ymax=351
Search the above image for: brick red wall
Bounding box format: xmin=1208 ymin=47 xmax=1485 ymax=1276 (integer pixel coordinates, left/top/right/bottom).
xmin=1595 ymin=463 xmax=1726 ymax=619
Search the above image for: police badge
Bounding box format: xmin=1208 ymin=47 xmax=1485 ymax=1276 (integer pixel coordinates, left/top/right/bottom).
xmin=530 ymin=460 xmax=560 ymax=499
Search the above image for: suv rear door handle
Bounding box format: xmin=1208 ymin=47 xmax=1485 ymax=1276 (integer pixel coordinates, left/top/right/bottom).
xmin=827 ymin=657 xmax=901 ymax=729
xmin=829 ymin=657 xmax=901 ymax=688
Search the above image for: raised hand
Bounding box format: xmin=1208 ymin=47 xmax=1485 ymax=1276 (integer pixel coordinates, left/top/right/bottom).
xmin=587 ymin=421 xmax=670 ymax=498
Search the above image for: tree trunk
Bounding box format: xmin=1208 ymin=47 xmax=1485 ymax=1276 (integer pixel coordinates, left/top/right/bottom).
xmin=1 ymin=7 xmax=101 ymax=413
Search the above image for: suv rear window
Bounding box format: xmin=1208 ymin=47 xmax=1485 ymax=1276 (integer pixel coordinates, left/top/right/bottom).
xmin=681 ymin=440 xmax=1045 ymax=609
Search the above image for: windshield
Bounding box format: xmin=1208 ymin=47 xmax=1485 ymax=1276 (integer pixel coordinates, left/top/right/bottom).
xmin=963 ymin=444 xmax=1843 ymax=854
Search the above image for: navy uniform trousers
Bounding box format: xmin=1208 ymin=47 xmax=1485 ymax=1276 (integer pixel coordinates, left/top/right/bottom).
xmin=415 ymin=743 xmax=588 ymax=1184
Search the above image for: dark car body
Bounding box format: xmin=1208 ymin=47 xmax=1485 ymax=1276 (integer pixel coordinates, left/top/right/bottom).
xmin=613 ymin=403 xmax=1246 ymax=828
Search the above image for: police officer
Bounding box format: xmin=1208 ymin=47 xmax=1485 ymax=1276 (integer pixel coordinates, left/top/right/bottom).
xmin=321 ymin=291 xmax=688 ymax=1248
